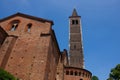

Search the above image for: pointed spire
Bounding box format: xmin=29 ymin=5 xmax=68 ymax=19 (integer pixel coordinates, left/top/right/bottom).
xmin=72 ymin=8 xmax=78 ymax=16
xmin=69 ymin=8 xmax=80 ymax=18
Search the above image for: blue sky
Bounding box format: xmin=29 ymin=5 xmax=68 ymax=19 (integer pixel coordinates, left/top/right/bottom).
xmin=0 ymin=0 xmax=120 ymax=80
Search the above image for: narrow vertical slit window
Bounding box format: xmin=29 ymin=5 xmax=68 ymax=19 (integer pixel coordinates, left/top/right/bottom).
xmin=28 ymin=26 xmax=31 ymax=32
xmin=27 ymin=23 xmax=32 ymax=32
xmin=76 ymin=20 xmax=78 ymax=24
xmin=10 ymin=22 xmax=18 ymax=31
xmin=72 ymin=20 xmax=75 ymax=24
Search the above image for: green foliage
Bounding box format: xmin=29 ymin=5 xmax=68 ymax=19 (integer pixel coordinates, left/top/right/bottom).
xmin=107 ymin=64 xmax=120 ymax=80
xmin=107 ymin=77 xmax=113 ymax=80
xmin=0 ymin=68 xmax=17 ymax=80
xmin=92 ymin=75 xmax=99 ymax=80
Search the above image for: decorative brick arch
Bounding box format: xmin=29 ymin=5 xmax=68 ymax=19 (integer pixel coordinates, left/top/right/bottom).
xmin=6 ymin=20 xmax=20 ymax=31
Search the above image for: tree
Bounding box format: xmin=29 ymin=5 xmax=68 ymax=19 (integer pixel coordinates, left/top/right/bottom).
xmin=107 ymin=77 xmax=113 ymax=80
xmin=107 ymin=64 xmax=120 ymax=80
xmin=0 ymin=68 xmax=17 ymax=80
xmin=92 ymin=75 xmax=99 ymax=80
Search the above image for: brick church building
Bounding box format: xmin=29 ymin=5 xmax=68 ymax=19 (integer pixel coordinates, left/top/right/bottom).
xmin=0 ymin=9 xmax=92 ymax=80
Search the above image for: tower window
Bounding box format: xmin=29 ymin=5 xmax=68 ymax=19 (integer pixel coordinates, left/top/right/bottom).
xmin=76 ymin=20 xmax=78 ymax=24
xmin=74 ymin=45 xmax=76 ymax=49
xmin=10 ymin=22 xmax=19 ymax=31
xmin=72 ymin=20 xmax=75 ymax=24
xmin=72 ymin=20 xmax=78 ymax=25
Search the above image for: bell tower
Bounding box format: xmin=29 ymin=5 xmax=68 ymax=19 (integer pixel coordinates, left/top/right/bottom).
xmin=69 ymin=9 xmax=84 ymax=68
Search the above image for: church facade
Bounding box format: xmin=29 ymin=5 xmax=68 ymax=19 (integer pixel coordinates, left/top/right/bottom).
xmin=0 ymin=9 xmax=92 ymax=80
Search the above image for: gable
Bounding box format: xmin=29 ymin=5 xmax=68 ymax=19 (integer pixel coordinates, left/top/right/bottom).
xmin=0 ymin=13 xmax=54 ymax=25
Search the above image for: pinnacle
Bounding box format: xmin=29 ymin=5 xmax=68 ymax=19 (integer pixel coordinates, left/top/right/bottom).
xmin=72 ymin=8 xmax=78 ymax=16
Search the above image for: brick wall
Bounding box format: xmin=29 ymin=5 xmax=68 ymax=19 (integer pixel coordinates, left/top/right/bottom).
xmin=0 ymin=26 xmax=8 ymax=47
xmin=0 ymin=14 xmax=60 ymax=80
xmin=64 ymin=67 xmax=92 ymax=80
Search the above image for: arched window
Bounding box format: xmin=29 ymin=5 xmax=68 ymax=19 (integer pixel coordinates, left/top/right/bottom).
xmin=86 ymin=73 xmax=87 ymax=77
xmin=79 ymin=72 xmax=81 ymax=76
xmin=70 ymin=71 xmax=73 ymax=75
xmin=75 ymin=20 xmax=78 ymax=24
xmin=27 ymin=23 xmax=32 ymax=32
xmin=72 ymin=20 xmax=79 ymax=25
xmin=66 ymin=71 xmax=69 ymax=75
xmin=10 ymin=20 xmax=20 ymax=31
xmin=75 ymin=71 xmax=78 ymax=76
xmin=72 ymin=20 xmax=75 ymax=24
xmin=82 ymin=72 xmax=84 ymax=77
